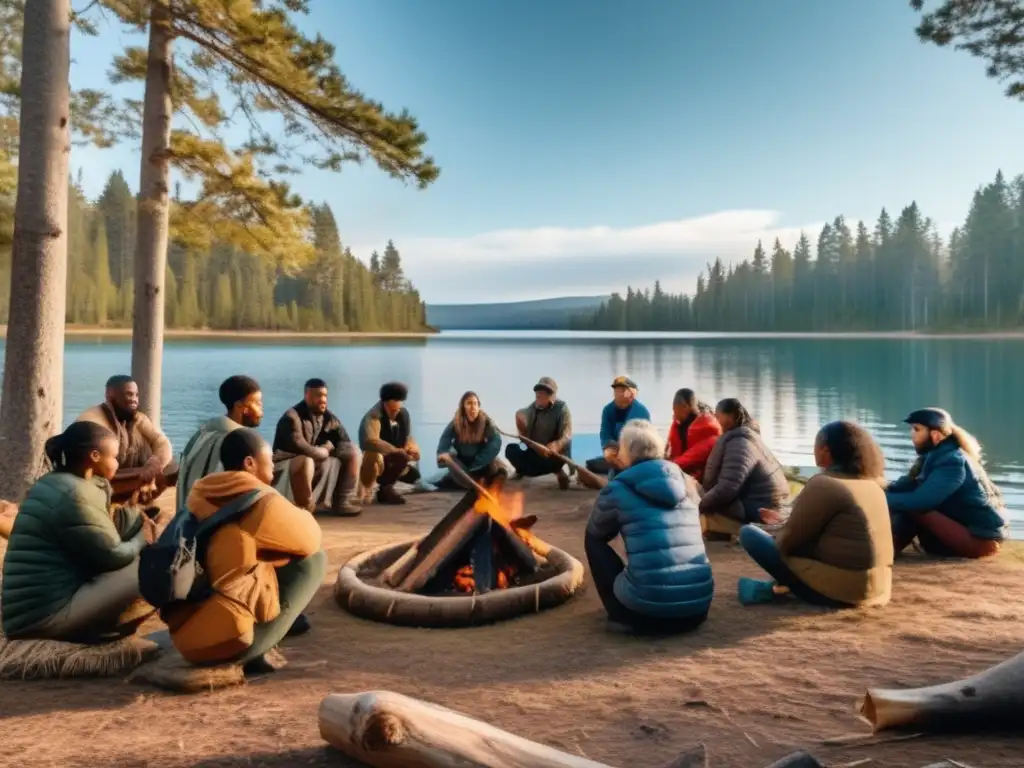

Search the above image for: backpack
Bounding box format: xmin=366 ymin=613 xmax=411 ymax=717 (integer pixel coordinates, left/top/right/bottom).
xmin=138 ymin=487 xmax=271 ymax=610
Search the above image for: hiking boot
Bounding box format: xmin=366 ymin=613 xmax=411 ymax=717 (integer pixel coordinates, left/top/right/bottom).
xmin=377 ymin=485 xmax=406 ymax=505
xmin=556 ymin=467 xmax=570 ymax=491
xmin=286 ymin=613 xmax=311 ymax=638
xmin=317 ymin=500 xmax=362 ymax=517
xmin=242 ymin=648 xmax=288 ymax=676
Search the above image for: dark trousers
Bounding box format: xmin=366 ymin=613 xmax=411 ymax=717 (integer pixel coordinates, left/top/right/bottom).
xmin=584 ymin=532 xmax=708 ymax=634
xmin=738 ymin=525 xmax=847 ymax=607
xmin=584 ymin=456 xmax=612 ymax=475
xmin=505 ymin=444 xmax=565 ymax=477
xmin=236 ymin=550 xmax=328 ymax=665
xmin=892 ymin=511 xmax=1001 ymax=558
xmin=379 ymin=452 xmax=421 ymax=487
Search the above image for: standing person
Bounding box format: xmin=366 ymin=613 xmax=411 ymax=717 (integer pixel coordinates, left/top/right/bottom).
xmin=737 ymin=421 xmax=894 ymax=608
xmin=177 ymin=375 xmax=264 ymax=502
xmin=585 ymin=375 xmax=651 ymax=477
xmin=665 ymin=388 xmax=721 ymax=484
xmin=505 ymin=376 xmax=573 ymax=490
xmin=887 ymin=408 xmax=1007 ymax=558
xmin=272 ymin=378 xmax=361 ymax=517
xmin=358 ymin=382 xmax=425 ymax=505
xmin=164 ymin=429 xmax=327 ymax=675
xmin=699 ymin=398 xmax=790 ymax=528
xmin=584 ymin=420 xmax=713 ymax=634
xmin=76 ymin=375 xmax=177 ymax=504
xmin=435 ymin=391 xmax=509 ymax=489
xmin=2 ymin=422 xmax=155 ymax=642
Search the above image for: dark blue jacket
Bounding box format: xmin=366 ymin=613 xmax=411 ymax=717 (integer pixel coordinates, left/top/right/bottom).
xmin=599 ymin=399 xmax=651 ymax=449
xmin=586 ymin=458 xmax=713 ymax=618
xmin=886 ymin=438 xmax=1008 ymax=540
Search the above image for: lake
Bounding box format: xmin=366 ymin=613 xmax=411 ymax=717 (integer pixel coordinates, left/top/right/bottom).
xmin=2 ymin=330 xmax=1022 ymax=535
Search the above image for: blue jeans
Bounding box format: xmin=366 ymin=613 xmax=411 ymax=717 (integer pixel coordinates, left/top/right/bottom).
xmin=738 ymin=526 xmax=847 ymax=608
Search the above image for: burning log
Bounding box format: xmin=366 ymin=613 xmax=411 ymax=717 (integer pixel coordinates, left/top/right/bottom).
xmin=859 ymin=650 xmax=1024 ymax=732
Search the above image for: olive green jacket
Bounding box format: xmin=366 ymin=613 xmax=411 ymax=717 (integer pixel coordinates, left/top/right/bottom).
xmin=1 ymin=473 xmax=145 ymax=638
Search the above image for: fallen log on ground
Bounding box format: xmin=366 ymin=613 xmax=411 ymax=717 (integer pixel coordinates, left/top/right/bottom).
xmin=859 ymin=649 xmax=1024 ymax=732
xmin=319 ymin=690 xmax=613 ymax=767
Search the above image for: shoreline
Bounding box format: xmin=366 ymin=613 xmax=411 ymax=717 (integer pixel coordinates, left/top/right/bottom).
xmin=0 ymin=325 xmax=436 ymax=341
xmin=0 ymin=326 xmax=1022 ymax=341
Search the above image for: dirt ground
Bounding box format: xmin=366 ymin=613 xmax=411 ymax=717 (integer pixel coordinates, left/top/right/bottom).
xmin=2 ymin=479 xmax=1024 ymax=768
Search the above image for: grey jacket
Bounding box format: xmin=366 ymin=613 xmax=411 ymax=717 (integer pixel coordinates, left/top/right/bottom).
xmin=699 ymin=426 xmax=789 ymax=511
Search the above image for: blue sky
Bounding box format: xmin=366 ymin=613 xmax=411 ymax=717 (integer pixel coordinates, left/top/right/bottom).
xmin=70 ymin=0 xmax=1024 ymax=304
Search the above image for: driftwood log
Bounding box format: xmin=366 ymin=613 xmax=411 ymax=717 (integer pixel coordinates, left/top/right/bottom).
xmin=319 ymin=690 xmax=613 ymax=767
xmin=859 ymin=649 xmax=1024 ymax=732
xmin=499 ymin=429 xmax=607 ymax=490
xmin=335 ymin=538 xmax=584 ymax=628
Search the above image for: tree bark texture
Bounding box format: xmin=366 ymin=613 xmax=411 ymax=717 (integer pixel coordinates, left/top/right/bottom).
xmin=0 ymin=0 xmax=71 ymax=501
xmin=131 ymin=0 xmax=174 ymax=424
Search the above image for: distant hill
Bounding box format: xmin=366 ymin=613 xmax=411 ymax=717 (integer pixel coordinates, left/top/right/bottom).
xmin=425 ymin=295 xmax=607 ymax=330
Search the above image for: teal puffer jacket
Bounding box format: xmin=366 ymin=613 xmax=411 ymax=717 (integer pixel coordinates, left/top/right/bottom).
xmin=1 ymin=473 xmax=145 ymax=638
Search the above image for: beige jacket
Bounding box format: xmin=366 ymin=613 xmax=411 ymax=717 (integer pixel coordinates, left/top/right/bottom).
xmin=76 ymin=402 xmax=173 ymax=470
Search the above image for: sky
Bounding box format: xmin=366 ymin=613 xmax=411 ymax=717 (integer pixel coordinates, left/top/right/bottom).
xmin=69 ymin=0 xmax=1024 ymax=304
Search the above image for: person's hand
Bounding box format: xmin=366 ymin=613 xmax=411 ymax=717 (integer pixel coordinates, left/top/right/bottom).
xmin=139 ymin=457 xmax=161 ymax=485
xmin=140 ymin=514 xmax=159 ymax=545
xmin=322 ymin=441 xmax=335 ymax=455
xmin=603 ymin=446 xmax=619 ymax=464
xmin=758 ymin=508 xmax=783 ymax=525
xmin=535 ymin=444 xmax=551 ymax=457
xmin=545 ymin=442 xmax=561 ymax=456
xmin=406 ymin=447 xmax=421 ymax=461
xmin=437 ymin=453 xmax=450 ymax=468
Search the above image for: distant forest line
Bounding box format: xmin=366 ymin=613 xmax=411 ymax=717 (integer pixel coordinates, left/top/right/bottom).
xmin=572 ymin=170 xmax=1024 ymax=333
xmin=0 ymin=170 xmax=431 ymax=334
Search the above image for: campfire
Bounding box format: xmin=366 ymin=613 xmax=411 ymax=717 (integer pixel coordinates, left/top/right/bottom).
xmin=379 ymin=481 xmax=547 ymax=597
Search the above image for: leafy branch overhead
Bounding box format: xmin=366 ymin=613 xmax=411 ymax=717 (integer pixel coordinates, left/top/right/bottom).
xmin=96 ymin=0 xmax=439 ymax=259
xmin=911 ymin=0 xmax=1024 ymax=100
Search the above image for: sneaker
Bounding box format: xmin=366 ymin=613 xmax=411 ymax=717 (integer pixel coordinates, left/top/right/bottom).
xmin=377 ymin=485 xmax=406 ymax=505
xmin=317 ymin=500 xmax=362 ymax=517
xmin=413 ymin=478 xmax=437 ymax=493
xmin=556 ymin=468 xmax=570 ymax=491
xmin=737 ymin=577 xmax=777 ymax=605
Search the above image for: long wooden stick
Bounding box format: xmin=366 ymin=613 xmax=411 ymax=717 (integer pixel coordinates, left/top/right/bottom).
xmin=498 ymin=429 xmax=607 ymax=489
xmin=438 ymin=454 xmax=499 ymax=504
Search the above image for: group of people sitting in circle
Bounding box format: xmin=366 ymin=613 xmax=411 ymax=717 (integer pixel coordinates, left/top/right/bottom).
xmin=0 ymin=370 xmax=1009 ymax=676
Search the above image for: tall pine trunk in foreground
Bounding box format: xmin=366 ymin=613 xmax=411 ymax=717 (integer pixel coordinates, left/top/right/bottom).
xmin=131 ymin=0 xmax=173 ymax=424
xmin=0 ymin=0 xmax=71 ymax=501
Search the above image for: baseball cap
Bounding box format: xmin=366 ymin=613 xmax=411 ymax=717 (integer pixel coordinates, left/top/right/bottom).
xmin=904 ymin=407 xmax=951 ymax=431
xmin=611 ymin=375 xmax=638 ymax=390
xmin=533 ymin=376 xmax=558 ymax=395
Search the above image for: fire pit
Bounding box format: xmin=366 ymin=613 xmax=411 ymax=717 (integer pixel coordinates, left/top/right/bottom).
xmin=334 ymin=486 xmax=585 ymax=627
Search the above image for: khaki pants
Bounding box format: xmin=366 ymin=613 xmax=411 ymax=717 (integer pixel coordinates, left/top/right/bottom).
xmin=27 ymin=559 xmax=150 ymax=643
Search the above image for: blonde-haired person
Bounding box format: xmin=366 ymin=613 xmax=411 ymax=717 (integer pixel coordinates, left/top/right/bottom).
xmin=887 ymin=408 xmax=1007 ymax=558
xmin=584 ymin=419 xmax=712 ymax=634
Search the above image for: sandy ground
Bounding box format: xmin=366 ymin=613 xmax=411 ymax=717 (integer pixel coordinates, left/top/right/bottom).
xmin=2 ymin=479 xmax=1024 ymax=768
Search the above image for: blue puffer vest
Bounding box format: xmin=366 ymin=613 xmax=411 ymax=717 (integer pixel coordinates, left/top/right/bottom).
xmin=598 ymin=459 xmax=714 ymax=618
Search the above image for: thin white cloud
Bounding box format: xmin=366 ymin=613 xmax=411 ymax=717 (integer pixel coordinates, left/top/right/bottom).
xmin=351 ymin=210 xmax=827 ymax=303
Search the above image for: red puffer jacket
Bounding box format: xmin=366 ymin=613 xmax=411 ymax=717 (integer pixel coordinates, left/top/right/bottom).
xmin=666 ymin=413 xmax=722 ymax=482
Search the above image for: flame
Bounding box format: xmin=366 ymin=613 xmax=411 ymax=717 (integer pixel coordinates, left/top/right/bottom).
xmin=451 ymin=480 xmax=526 ymax=594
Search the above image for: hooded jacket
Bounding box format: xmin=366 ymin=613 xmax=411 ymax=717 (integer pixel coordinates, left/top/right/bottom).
xmin=163 ymin=470 xmax=322 ymax=664
xmin=176 ymin=416 xmax=243 ymax=504
xmin=586 ymin=458 xmax=713 ymax=619
xmin=666 ymin=412 xmax=722 ymax=482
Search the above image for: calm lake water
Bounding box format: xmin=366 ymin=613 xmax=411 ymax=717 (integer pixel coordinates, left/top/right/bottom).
xmin=2 ymin=330 xmax=1022 ymax=535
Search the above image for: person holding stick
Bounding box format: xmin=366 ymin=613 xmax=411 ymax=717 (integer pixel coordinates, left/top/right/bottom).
xmin=504 ymin=377 xmax=574 ymax=490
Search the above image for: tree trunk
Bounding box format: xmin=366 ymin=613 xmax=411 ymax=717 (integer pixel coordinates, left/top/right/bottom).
xmin=0 ymin=0 xmax=71 ymax=501
xmin=131 ymin=0 xmax=174 ymax=424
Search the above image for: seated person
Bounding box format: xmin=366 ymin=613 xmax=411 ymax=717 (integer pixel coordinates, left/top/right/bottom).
xmin=1 ymin=422 xmax=155 ymax=643
xmin=358 ymin=382 xmax=424 ymax=505
xmin=163 ymin=428 xmax=327 ymax=674
xmin=585 ymin=375 xmax=651 ymax=477
xmin=665 ymin=388 xmax=721 ymax=484
xmin=177 ymin=374 xmax=264 ymax=502
xmin=584 ymin=419 xmax=713 ymax=634
xmin=76 ymin=374 xmax=177 ymax=504
xmin=505 ymin=376 xmax=573 ymax=490
xmin=699 ymin=398 xmax=790 ymax=532
xmin=737 ymin=421 xmax=894 ymax=608
xmin=272 ymin=378 xmax=360 ymax=517
xmin=887 ymin=408 xmax=1007 ymax=559
xmin=435 ymin=391 xmax=509 ymax=489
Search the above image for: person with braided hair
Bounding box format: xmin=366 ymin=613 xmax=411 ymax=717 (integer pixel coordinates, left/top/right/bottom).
xmin=2 ymin=421 xmax=155 ymax=642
